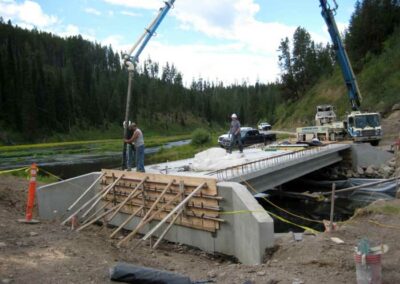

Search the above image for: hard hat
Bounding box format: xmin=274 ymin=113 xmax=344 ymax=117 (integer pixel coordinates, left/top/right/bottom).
xmin=231 ymin=113 xmax=237 ymax=118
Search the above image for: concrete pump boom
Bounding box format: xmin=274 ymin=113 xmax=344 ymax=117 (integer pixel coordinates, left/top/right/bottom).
xmin=319 ymin=0 xmax=361 ymax=111
xmin=122 ymin=0 xmax=175 ymax=169
xmin=123 ymin=0 xmax=175 ymax=138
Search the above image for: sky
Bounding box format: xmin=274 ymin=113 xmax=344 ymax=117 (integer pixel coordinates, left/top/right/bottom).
xmin=0 ymin=0 xmax=358 ymax=86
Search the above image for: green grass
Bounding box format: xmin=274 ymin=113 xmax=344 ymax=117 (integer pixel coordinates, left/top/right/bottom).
xmin=366 ymin=204 xmax=400 ymax=215
xmin=0 ymin=134 xmax=191 ymax=155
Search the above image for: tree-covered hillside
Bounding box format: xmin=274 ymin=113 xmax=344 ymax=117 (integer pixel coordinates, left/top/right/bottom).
xmin=0 ymin=19 xmax=282 ymax=143
xmin=0 ymin=0 xmax=399 ymax=143
xmin=275 ymin=0 xmax=400 ymax=129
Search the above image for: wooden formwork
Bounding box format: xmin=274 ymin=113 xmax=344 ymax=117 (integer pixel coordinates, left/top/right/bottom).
xmin=101 ymin=170 xmax=222 ymax=233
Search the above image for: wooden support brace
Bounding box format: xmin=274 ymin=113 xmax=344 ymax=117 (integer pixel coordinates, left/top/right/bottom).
xmin=76 ymin=203 xmax=121 ymax=232
xmin=109 ymin=205 xmax=144 ymax=238
xmin=66 ymin=172 xmax=106 ymax=212
xmin=117 ymin=189 xmax=182 ymax=247
xmin=152 ymin=207 xmax=184 ymax=249
xmin=141 ymin=182 xmax=206 ymax=242
xmin=82 ymin=200 xmax=112 ymax=225
xmin=61 ymin=178 xmax=118 ymax=226
xmin=107 ymin=176 xmax=148 ymax=222
xmin=81 ymin=174 xmax=124 ymax=219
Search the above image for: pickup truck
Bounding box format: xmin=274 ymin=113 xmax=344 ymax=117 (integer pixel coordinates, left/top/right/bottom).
xmin=218 ymin=127 xmax=276 ymax=148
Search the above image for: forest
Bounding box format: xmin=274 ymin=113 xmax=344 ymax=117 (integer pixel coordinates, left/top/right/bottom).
xmin=0 ymin=0 xmax=399 ymax=142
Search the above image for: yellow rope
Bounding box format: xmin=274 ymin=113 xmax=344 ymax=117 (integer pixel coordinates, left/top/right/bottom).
xmin=0 ymin=167 xmax=29 ymax=175
xmin=368 ymin=220 xmax=400 ymax=230
xmin=239 ymin=176 xmax=324 ymax=224
xmin=38 ymin=167 xmax=63 ymax=181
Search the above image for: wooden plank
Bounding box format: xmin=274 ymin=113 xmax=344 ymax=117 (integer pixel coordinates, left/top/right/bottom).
xmin=108 ymin=186 xmax=220 ymax=208
xmin=100 ymin=169 xmax=222 ymax=233
xmin=103 ymin=193 xmax=220 ymax=216
xmin=102 ymin=170 xmax=217 ymax=196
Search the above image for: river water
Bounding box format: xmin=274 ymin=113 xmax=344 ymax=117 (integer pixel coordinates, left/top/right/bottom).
xmin=0 ymin=139 xmax=191 ymax=179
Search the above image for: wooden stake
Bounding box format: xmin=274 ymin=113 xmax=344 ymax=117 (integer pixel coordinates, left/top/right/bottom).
xmin=107 ymin=176 xmax=148 ymax=222
xmin=329 ymin=183 xmax=336 ymax=232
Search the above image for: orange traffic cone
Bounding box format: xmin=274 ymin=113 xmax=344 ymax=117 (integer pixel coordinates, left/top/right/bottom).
xmin=18 ymin=163 xmax=40 ymax=224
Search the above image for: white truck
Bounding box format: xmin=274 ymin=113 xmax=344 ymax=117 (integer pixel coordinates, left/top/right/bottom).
xmin=297 ymin=105 xmax=382 ymax=145
xmin=296 ymin=1 xmax=382 ymax=146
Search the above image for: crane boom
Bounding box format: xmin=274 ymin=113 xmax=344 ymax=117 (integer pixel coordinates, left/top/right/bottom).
xmin=123 ymin=0 xmax=175 ymax=134
xmin=122 ymin=0 xmax=175 ymax=169
xmin=124 ymin=0 xmax=175 ymax=64
xmin=319 ymin=0 xmax=361 ymax=110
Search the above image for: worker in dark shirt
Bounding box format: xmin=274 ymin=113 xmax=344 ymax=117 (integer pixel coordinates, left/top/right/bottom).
xmin=228 ymin=113 xmax=243 ymax=154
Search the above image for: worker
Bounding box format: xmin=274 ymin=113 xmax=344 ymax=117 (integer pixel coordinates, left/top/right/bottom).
xmin=228 ymin=113 xmax=243 ymax=154
xmin=125 ymin=122 xmax=145 ymax=172
xmin=122 ymin=121 xmax=134 ymax=170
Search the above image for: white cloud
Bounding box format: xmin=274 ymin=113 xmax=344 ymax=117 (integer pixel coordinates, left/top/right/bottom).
xmin=102 ymin=34 xmax=124 ymax=48
xmin=109 ymin=38 xmax=279 ymax=86
xmin=0 ymin=0 xmax=58 ymax=28
xmin=143 ymin=42 xmax=280 ymax=85
xmin=58 ymin=24 xmax=96 ymax=42
xmin=103 ymin=0 xmax=163 ymax=10
xmin=120 ymin=11 xmax=141 ymax=18
xmin=103 ymin=0 xmax=300 ymax=85
xmin=85 ymin=7 xmax=102 ymax=16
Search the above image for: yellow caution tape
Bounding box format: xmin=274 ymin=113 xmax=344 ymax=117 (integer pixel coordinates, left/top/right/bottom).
xmin=38 ymin=167 xmax=63 ymax=181
xmin=220 ymin=208 xmax=319 ymax=234
xmin=267 ymin=210 xmax=319 ymax=234
xmin=239 ymin=176 xmax=324 ymax=224
xmin=0 ymin=167 xmax=29 ymax=175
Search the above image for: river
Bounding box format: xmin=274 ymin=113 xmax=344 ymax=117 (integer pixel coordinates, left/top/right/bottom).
xmin=0 ymin=139 xmax=191 ymax=179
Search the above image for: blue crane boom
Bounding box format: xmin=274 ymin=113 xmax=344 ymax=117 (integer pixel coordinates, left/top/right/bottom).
xmin=122 ymin=0 xmax=175 ymax=169
xmin=123 ymin=0 xmax=175 ymax=133
xmin=124 ymin=0 xmax=175 ymax=64
xmin=319 ymin=0 xmax=361 ymax=111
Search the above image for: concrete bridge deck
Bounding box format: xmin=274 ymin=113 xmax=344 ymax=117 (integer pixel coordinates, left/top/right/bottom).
xmin=146 ymin=143 xmax=351 ymax=192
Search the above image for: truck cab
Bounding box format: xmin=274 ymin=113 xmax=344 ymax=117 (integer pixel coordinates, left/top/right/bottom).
xmin=315 ymin=105 xmax=337 ymax=126
xmin=346 ymin=111 xmax=382 ymax=146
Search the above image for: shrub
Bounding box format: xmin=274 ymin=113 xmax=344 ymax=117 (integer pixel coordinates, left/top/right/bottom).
xmin=191 ymin=128 xmax=210 ymax=146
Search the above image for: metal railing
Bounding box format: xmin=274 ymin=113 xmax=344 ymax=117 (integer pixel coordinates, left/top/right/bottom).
xmin=208 ymin=143 xmax=349 ymax=181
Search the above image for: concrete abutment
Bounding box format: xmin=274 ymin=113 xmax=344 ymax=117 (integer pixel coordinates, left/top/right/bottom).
xmin=37 ymin=174 xmax=274 ymax=265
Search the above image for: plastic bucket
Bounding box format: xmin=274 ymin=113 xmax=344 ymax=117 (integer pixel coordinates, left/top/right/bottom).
xmin=354 ymin=253 xmax=382 ymax=284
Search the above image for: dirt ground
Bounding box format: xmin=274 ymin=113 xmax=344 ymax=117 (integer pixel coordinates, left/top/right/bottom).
xmin=0 ymin=112 xmax=399 ymax=284
xmin=0 ymin=175 xmax=400 ymax=284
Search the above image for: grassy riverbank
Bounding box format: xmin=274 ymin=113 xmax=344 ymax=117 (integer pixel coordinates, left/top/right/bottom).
xmin=0 ymin=134 xmax=191 ymax=157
